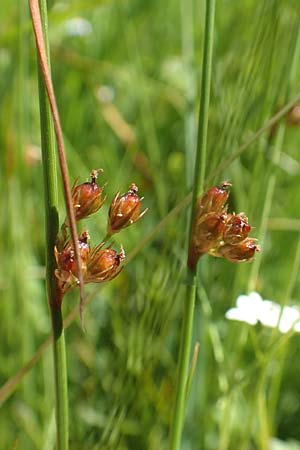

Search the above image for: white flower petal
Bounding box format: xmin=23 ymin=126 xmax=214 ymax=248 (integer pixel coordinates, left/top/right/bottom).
xmin=248 ymin=291 xmax=264 ymax=304
xmin=236 ymin=294 xmax=249 ymax=308
xmin=234 ymin=292 xmax=262 ymax=325
xmin=230 ymin=292 xmax=300 ymax=334
xmin=225 ymin=307 xmax=258 ymax=325
xmin=258 ymin=300 xmax=281 ymax=328
xmin=278 ymin=306 xmax=300 ymax=333
xmin=236 ymin=292 xmax=263 ymax=311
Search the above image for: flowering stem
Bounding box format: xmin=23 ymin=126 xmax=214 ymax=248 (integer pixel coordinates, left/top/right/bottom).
xmin=36 ymin=0 xmax=69 ymax=448
xmin=29 ymin=0 xmax=84 ymax=322
xmin=169 ymin=1 xmax=215 ymax=449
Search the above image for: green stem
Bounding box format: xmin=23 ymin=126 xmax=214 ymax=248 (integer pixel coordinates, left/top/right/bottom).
xmin=192 ymin=0 xmax=215 ymax=204
xmin=181 ymin=0 xmax=196 ymax=188
xmin=50 ymin=307 xmax=69 ymax=450
xmin=37 ymin=0 xmax=69 ymax=449
xmin=169 ymin=1 xmax=215 ymax=449
xmin=169 ymin=275 xmax=197 ymax=450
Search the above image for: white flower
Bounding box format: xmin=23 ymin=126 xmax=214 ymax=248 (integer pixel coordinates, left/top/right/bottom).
xmin=225 ymin=291 xmax=300 ymax=334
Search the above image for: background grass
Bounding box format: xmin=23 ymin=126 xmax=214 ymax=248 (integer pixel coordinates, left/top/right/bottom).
xmin=1 ymin=0 xmax=300 ymax=449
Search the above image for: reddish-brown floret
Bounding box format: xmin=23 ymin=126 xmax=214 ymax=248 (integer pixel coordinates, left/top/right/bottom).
xmin=86 ymin=246 xmax=125 ymax=282
xmin=71 ymin=169 xmax=106 ymax=222
xmin=223 ymin=213 xmax=251 ymax=245
xmin=107 ymin=183 xmax=147 ymax=235
xmin=215 ymin=238 xmax=260 ymax=263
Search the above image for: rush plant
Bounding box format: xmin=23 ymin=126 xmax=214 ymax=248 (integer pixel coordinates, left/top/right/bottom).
xmin=168 ymin=1 xmax=260 ymax=449
xmin=29 ymin=1 xmax=146 ymax=448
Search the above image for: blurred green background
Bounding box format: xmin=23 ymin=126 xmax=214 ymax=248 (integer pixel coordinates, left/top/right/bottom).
xmin=1 ymin=0 xmax=300 ymax=449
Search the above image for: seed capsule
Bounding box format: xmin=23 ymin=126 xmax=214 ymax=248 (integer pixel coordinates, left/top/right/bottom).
xmin=86 ymin=245 xmax=125 ymax=282
xmin=107 ymin=183 xmax=147 ymax=235
xmin=197 ymin=181 xmax=231 ymax=216
xmin=188 ymin=212 xmax=226 ymax=270
xmin=71 ymin=169 xmax=106 ymax=222
xmin=223 ymin=213 xmax=251 ymax=245
xmin=55 ymin=231 xmax=90 ymax=291
xmin=215 ymin=238 xmax=260 ymax=263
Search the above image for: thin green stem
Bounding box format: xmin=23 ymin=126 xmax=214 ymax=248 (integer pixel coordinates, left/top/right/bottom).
xmin=37 ymin=0 xmax=69 ymax=449
xmin=192 ymin=0 xmax=215 ymax=205
xmin=169 ymin=1 xmax=215 ymax=449
xmin=29 ymin=0 xmax=84 ymax=321
xmin=181 ymin=0 xmax=196 ymax=188
xmin=185 ymin=341 xmax=200 ymax=402
xmin=169 ymin=275 xmax=197 ymax=450
xmin=50 ymin=307 xmax=69 ymax=450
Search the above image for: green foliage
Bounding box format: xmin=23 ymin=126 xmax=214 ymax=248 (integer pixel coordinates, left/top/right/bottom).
xmin=1 ymin=0 xmax=300 ymax=449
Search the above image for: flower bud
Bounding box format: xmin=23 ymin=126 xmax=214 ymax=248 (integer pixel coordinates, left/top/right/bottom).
xmin=71 ymin=169 xmax=106 ymax=222
xmin=215 ymin=238 xmax=260 ymax=263
xmin=55 ymin=231 xmax=90 ymax=291
xmin=188 ymin=212 xmax=226 ymax=270
xmin=86 ymin=245 xmax=125 ymax=282
xmin=197 ymin=181 xmax=231 ymax=217
xmin=223 ymin=213 xmax=251 ymax=245
xmin=107 ymin=183 xmax=147 ymax=235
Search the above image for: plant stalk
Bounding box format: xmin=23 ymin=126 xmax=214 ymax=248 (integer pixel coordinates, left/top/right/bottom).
xmin=37 ymin=0 xmax=69 ymax=448
xmin=169 ymin=1 xmax=215 ymax=449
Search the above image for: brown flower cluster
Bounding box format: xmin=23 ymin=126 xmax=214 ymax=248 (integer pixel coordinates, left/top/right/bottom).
xmin=188 ymin=182 xmax=260 ymax=270
xmin=55 ymin=170 xmax=147 ymax=298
